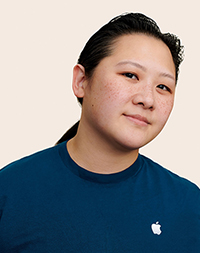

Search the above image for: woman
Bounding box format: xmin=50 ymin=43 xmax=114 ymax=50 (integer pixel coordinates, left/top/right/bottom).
xmin=0 ymin=13 xmax=199 ymax=252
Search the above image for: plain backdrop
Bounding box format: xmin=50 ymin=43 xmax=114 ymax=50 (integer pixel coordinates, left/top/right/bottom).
xmin=0 ymin=0 xmax=199 ymax=187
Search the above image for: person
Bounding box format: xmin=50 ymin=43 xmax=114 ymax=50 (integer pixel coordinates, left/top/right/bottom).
xmin=0 ymin=13 xmax=199 ymax=252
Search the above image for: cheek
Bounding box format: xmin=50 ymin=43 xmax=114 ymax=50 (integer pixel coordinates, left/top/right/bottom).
xmin=104 ymin=78 xmax=131 ymax=103
xmin=93 ymin=79 xmax=126 ymax=109
xmin=157 ymin=97 xmax=174 ymax=124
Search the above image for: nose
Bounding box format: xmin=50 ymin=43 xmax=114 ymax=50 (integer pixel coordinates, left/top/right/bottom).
xmin=132 ymin=85 xmax=155 ymax=110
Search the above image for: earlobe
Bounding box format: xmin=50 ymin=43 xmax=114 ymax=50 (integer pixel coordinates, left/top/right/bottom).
xmin=72 ymin=64 xmax=87 ymax=98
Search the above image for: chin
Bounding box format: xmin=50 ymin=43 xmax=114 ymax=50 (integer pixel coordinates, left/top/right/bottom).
xmin=114 ymin=138 xmax=149 ymax=152
xmin=124 ymin=132 xmax=159 ymax=150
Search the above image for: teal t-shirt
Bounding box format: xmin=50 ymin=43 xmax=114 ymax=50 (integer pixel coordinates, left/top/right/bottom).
xmin=0 ymin=141 xmax=199 ymax=252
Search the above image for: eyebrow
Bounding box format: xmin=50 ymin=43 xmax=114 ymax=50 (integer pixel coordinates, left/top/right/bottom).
xmin=116 ymin=61 xmax=147 ymax=72
xmin=116 ymin=60 xmax=175 ymax=81
xmin=159 ymin=72 xmax=175 ymax=81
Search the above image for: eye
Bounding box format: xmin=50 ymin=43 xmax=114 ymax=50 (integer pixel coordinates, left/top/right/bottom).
xmin=123 ymin=73 xmax=138 ymax=80
xmin=157 ymin=84 xmax=171 ymax=92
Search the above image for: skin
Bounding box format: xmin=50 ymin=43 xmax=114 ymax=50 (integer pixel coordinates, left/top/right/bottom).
xmin=67 ymin=34 xmax=176 ymax=174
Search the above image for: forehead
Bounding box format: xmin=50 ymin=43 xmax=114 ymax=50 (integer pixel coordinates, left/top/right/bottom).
xmin=112 ymin=33 xmax=169 ymax=56
xmin=106 ymin=34 xmax=175 ymax=76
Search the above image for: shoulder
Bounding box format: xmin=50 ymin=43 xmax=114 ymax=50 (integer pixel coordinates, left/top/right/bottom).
xmin=139 ymin=154 xmax=200 ymax=224
xmin=0 ymin=143 xmax=63 ymax=184
xmin=140 ymin=154 xmax=200 ymax=199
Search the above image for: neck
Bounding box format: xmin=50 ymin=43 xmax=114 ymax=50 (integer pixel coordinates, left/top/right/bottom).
xmin=67 ymin=122 xmax=139 ymax=174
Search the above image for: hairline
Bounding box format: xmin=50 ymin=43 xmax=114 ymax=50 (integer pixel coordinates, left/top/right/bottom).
xmin=85 ymin=32 xmax=177 ymax=83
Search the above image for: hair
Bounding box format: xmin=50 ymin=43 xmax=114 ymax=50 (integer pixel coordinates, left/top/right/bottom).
xmin=56 ymin=12 xmax=184 ymax=145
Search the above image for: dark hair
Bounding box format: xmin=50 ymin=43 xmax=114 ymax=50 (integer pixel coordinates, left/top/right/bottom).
xmin=56 ymin=12 xmax=184 ymax=145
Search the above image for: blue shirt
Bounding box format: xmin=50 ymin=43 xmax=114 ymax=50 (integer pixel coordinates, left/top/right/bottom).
xmin=0 ymin=141 xmax=199 ymax=252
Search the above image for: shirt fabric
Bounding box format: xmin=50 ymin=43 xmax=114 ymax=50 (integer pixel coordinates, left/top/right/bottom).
xmin=0 ymin=141 xmax=199 ymax=252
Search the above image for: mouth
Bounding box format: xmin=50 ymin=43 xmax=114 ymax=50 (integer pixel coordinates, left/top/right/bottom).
xmin=123 ymin=114 xmax=150 ymax=126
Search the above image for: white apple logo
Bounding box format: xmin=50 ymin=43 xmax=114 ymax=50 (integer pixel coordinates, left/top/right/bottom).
xmin=151 ymin=221 xmax=162 ymax=235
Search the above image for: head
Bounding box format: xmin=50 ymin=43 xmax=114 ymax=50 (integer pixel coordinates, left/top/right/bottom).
xmin=77 ymin=12 xmax=184 ymax=105
xmin=56 ymin=13 xmax=184 ymax=145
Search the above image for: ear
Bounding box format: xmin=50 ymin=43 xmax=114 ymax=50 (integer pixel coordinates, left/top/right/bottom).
xmin=72 ymin=64 xmax=87 ymax=98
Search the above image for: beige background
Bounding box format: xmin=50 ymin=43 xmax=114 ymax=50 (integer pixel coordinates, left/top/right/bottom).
xmin=0 ymin=0 xmax=199 ymax=187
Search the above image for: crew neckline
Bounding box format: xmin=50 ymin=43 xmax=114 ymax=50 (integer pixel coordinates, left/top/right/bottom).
xmin=58 ymin=141 xmax=143 ymax=184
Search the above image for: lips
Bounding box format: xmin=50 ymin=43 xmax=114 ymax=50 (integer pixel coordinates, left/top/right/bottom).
xmin=123 ymin=114 xmax=150 ymax=126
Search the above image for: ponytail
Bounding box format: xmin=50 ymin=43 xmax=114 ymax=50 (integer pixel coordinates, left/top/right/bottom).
xmin=56 ymin=121 xmax=80 ymax=145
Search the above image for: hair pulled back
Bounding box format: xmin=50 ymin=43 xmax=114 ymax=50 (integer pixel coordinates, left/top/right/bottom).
xmin=56 ymin=13 xmax=184 ymax=145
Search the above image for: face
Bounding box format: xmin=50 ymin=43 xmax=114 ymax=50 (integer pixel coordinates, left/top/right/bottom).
xmin=77 ymin=34 xmax=176 ymax=151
